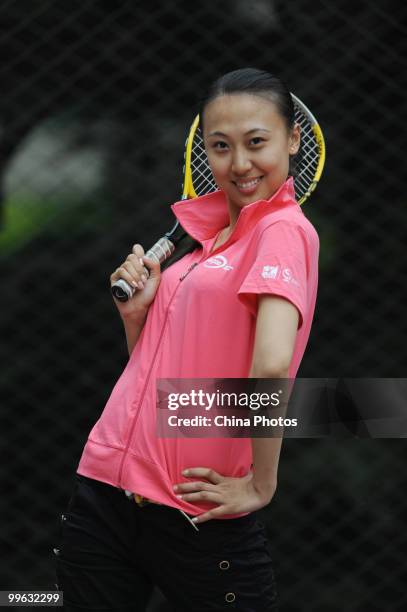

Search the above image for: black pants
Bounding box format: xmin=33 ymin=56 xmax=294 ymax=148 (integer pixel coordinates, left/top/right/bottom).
xmin=55 ymin=474 xmax=278 ymax=611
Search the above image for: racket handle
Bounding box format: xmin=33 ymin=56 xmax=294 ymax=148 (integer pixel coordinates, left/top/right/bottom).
xmin=111 ymin=237 xmax=176 ymax=302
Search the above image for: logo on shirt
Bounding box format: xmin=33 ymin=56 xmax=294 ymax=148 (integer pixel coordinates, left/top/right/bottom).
xmin=282 ymin=268 xmax=292 ymax=282
xmin=261 ymin=265 xmax=300 ymax=287
xmin=204 ymin=255 xmax=234 ymax=271
xmin=282 ymin=268 xmax=300 ymax=287
xmin=261 ymin=265 xmax=280 ymax=279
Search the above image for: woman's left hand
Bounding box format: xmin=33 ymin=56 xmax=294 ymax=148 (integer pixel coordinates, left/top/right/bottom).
xmin=173 ymin=467 xmax=276 ymax=524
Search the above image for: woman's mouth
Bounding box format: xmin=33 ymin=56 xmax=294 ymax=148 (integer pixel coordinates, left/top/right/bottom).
xmin=233 ymin=176 xmax=263 ymax=195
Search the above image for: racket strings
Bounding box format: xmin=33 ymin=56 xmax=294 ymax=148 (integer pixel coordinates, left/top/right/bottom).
xmin=190 ymin=130 xmax=217 ymax=196
xmin=189 ymin=101 xmax=321 ymax=203
xmin=292 ymin=107 xmax=319 ymax=200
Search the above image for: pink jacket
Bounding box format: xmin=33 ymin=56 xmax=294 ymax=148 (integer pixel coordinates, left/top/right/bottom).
xmin=77 ymin=177 xmax=319 ymax=518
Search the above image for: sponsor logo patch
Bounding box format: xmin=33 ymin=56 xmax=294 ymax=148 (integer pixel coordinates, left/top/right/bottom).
xmin=204 ymin=255 xmax=234 ymax=271
xmin=282 ymin=267 xmax=300 ymax=286
xmin=261 ymin=265 xmax=300 ymax=287
xmin=261 ymin=265 xmax=280 ymax=279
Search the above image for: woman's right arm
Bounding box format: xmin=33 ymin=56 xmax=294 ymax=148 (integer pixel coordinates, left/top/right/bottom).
xmin=120 ymin=308 xmax=148 ymax=356
xmin=110 ymin=243 xmax=161 ymax=356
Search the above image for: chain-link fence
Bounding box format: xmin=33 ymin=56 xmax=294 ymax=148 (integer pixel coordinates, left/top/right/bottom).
xmin=1 ymin=1 xmax=406 ymax=610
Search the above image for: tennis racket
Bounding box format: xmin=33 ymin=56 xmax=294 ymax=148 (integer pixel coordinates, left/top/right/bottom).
xmin=111 ymin=93 xmax=326 ymax=302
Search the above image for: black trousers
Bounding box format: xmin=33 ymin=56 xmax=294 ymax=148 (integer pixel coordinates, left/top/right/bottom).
xmin=54 ymin=474 xmax=278 ymax=611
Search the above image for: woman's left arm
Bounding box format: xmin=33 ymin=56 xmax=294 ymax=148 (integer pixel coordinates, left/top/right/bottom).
xmin=173 ymin=294 xmax=299 ymax=523
xmin=249 ymin=294 xmax=299 ymax=505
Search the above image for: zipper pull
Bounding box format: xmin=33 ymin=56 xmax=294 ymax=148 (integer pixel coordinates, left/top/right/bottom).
xmin=179 ymin=262 xmax=198 ymax=281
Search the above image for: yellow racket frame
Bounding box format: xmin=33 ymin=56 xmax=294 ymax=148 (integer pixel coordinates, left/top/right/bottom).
xmin=182 ymin=115 xmax=201 ymax=199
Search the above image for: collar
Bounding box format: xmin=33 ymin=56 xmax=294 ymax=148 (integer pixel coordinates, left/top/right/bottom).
xmin=171 ymin=176 xmax=300 ymax=245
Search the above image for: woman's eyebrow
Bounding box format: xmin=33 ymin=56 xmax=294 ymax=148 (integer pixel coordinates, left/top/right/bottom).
xmin=208 ymin=128 xmax=271 ymax=137
xmin=244 ymin=128 xmax=271 ymax=135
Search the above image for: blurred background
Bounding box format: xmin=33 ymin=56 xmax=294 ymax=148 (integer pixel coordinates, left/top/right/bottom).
xmin=1 ymin=1 xmax=406 ymax=610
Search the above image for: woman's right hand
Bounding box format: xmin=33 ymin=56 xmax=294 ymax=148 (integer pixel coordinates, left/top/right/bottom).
xmin=110 ymin=244 xmax=161 ymax=320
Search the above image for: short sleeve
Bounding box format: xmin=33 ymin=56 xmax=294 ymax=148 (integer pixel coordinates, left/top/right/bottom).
xmin=238 ymin=221 xmax=309 ymax=328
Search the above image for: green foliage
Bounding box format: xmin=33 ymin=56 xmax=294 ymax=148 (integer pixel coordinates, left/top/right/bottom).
xmin=0 ymin=193 xmax=112 ymax=257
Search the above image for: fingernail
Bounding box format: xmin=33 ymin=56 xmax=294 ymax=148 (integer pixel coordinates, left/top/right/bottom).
xmin=173 ymin=485 xmax=178 ymax=491
xmin=141 ymin=274 xmax=147 ymax=282
xmin=192 ymin=517 xmax=199 ymax=523
xmin=131 ymin=281 xmax=137 ymax=288
xmin=139 ymin=258 xmax=144 ymax=266
xmin=176 ymin=495 xmax=183 ymax=499
xmin=182 ymin=470 xmax=189 ymax=476
xmin=137 ymin=281 xmax=144 ymax=290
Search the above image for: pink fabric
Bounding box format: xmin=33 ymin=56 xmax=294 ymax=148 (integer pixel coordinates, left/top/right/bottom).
xmin=77 ymin=177 xmax=319 ymax=518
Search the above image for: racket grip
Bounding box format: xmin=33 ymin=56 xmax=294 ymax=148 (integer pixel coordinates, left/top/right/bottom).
xmin=111 ymin=237 xmax=175 ymax=302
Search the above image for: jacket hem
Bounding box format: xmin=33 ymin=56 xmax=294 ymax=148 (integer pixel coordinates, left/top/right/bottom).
xmin=77 ymin=438 xmax=250 ymax=520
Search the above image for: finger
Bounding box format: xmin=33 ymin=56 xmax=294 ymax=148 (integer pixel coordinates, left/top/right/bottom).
xmin=132 ymin=244 xmax=145 ymax=258
xmin=122 ymin=260 xmax=144 ymax=280
xmin=174 ymin=480 xmax=214 ymax=493
xmin=182 ymin=468 xmax=223 ymax=484
xmin=176 ymin=490 xmax=222 ymax=503
xmin=126 ymin=260 xmax=148 ymax=284
xmin=127 ymin=253 xmax=147 ymax=271
xmin=132 ymin=244 xmax=148 ymax=275
xmin=142 ymin=255 xmax=160 ymax=278
xmin=126 ymin=253 xmax=149 ymax=281
xmin=119 ymin=262 xmax=146 ymax=289
xmin=111 ymin=267 xmax=142 ymax=291
xmin=192 ymin=506 xmax=230 ymax=525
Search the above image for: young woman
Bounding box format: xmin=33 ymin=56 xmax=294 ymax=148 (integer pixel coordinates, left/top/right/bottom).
xmin=55 ymin=68 xmax=319 ymax=611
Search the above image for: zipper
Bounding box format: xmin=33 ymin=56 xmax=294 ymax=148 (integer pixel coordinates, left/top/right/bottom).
xmin=179 ymin=262 xmax=198 ymax=281
xmin=206 ymin=213 xmax=244 ymax=259
xmin=117 ymin=257 xmax=201 ymax=488
xmin=117 ymin=280 xmax=181 ymax=487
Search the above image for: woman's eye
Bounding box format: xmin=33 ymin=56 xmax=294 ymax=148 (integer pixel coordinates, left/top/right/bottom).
xmin=213 ymin=141 xmax=228 ymax=150
xmin=250 ymin=137 xmax=264 ymax=145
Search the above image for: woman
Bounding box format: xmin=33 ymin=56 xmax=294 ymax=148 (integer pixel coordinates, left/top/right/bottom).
xmin=55 ymin=68 xmax=319 ymax=611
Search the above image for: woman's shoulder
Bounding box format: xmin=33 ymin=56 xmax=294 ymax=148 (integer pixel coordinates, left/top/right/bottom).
xmin=256 ymin=207 xmax=319 ymax=243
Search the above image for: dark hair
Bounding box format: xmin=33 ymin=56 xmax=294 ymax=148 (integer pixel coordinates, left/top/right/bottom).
xmin=162 ymin=68 xmax=299 ymax=271
xmin=199 ymin=67 xmax=295 ymax=133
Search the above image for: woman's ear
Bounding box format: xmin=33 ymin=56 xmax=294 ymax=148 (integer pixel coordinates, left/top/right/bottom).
xmin=289 ymin=123 xmax=301 ymax=155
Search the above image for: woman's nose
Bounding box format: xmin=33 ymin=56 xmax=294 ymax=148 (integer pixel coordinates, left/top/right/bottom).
xmin=231 ymin=151 xmax=252 ymax=175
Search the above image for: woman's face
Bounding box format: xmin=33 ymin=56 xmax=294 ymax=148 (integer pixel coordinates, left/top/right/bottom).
xmin=203 ymin=93 xmax=300 ymax=211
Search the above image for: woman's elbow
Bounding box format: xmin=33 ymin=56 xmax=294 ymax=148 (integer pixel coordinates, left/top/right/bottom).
xmin=251 ymin=362 xmax=290 ymax=379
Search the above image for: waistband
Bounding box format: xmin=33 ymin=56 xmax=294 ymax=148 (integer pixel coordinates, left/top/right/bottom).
xmin=123 ymin=488 xmax=199 ymax=531
xmin=76 ymin=474 xmax=199 ymax=531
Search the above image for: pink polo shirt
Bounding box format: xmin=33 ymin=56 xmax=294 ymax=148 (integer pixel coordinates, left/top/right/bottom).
xmin=77 ymin=177 xmax=319 ymax=517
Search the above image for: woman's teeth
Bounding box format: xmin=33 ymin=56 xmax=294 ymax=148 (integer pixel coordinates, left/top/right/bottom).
xmin=235 ymin=177 xmax=262 ymax=192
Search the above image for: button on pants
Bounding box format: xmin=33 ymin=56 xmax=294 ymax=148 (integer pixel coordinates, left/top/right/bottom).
xmin=54 ymin=475 xmax=278 ymax=611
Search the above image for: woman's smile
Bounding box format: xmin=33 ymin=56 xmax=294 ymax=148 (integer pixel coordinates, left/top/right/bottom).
xmin=233 ymin=176 xmax=264 ymax=195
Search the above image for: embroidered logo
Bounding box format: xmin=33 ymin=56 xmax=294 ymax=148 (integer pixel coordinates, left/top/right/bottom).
xmin=204 ymin=255 xmax=234 ymax=271
xmin=261 ymin=265 xmax=279 ymax=279
xmin=282 ymin=268 xmax=292 ymax=282
xmin=282 ymin=268 xmax=300 ymax=287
